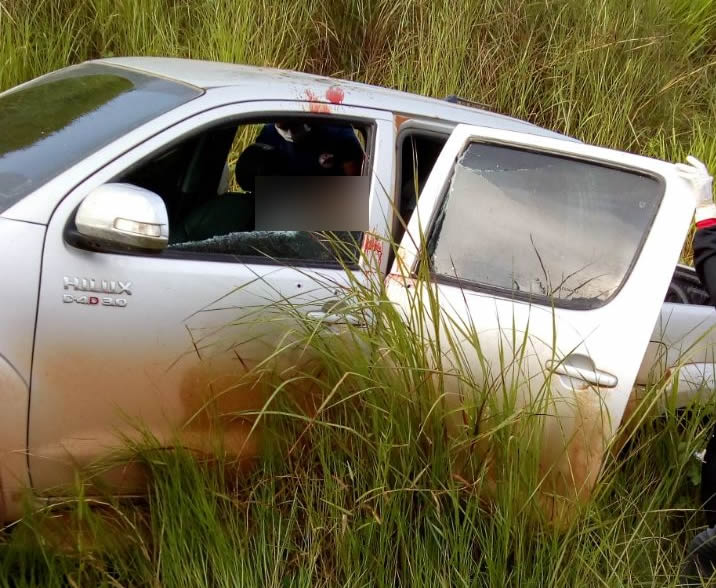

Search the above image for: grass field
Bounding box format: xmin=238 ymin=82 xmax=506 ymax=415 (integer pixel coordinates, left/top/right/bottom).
xmin=2 ymin=0 xmax=716 ymax=585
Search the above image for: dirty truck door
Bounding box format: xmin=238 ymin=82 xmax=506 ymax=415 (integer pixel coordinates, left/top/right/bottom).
xmin=388 ymin=123 xmax=695 ymax=519
xmin=28 ymin=102 xmax=395 ymax=492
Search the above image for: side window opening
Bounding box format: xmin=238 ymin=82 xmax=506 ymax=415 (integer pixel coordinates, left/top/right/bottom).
xmin=391 ymin=128 xmax=448 ymax=257
xmin=116 ymin=116 xmax=371 ymax=265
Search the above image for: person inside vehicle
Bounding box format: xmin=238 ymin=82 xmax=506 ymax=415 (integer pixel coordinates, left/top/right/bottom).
xmin=234 ymin=141 xmax=290 ymax=193
xmin=247 ymin=119 xmax=364 ymax=177
xmin=174 ymin=120 xmax=365 ymax=245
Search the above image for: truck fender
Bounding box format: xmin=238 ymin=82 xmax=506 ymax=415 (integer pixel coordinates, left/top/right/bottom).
xmin=0 ymin=354 xmax=31 ymax=522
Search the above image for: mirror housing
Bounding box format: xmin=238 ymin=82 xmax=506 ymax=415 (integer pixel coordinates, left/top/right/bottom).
xmin=75 ymin=183 xmax=169 ymax=251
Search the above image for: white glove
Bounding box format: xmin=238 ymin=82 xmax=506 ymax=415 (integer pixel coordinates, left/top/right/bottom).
xmin=675 ymin=155 xmax=715 ymax=224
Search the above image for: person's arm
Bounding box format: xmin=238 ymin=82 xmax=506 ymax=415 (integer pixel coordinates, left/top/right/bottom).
xmin=678 ymin=156 xmax=716 ymax=305
xmin=342 ymin=158 xmax=362 ymax=177
xmin=331 ymin=126 xmax=364 ymax=176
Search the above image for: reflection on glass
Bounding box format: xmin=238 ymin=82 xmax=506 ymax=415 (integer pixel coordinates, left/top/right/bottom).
xmin=0 ymin=64 xmax=201 ymax=212
xmin=0 ymin=75 xmax=131 ymax=154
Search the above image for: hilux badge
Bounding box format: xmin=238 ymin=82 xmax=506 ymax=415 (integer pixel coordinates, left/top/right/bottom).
xmin=62 ymin=276 xmax=131 ymax=308
xmin=63 ymin=276 xmax=132 ymax=295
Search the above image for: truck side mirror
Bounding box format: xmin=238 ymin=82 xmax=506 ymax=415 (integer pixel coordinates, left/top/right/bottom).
xmin=74 ymin=183 xmax=169 ymax=251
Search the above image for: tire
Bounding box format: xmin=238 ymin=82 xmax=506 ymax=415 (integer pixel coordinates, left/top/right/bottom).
xmin=682 ymin=525 xmax=716 ymax=585
xmin=701 ymin=427 xmax=716 ymax=527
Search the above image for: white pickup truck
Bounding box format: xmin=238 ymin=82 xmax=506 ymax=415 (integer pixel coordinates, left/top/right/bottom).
xmin=0 ymin=57 xmax=714 ymax=522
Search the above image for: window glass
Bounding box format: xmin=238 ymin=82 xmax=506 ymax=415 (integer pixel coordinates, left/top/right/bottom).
xmin=169 ymin=230 xmax=364 ymax=264
xmin=428 ymin=142 xmax=663 ymax=306
xmin=0 ymin=63 xmax=201 ymax=212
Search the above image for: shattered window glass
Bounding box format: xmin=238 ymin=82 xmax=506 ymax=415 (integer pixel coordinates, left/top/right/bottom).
xmin=169 ymin=230 xmax=362 ymax=265
xmin=428 ymin=142 xmax=663 ymax=307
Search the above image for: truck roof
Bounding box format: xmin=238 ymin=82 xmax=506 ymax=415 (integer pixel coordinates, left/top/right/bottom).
xmin=95 ymin=57 xmax=570 ymax=141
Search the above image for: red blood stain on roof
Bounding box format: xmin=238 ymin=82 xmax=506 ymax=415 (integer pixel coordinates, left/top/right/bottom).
xmin=304 ymin=89 xmax=331 ymax=113
xmin=325 ymin=86 xmax=345 ymax=104
xmin=309 ymin=103 xmax=331 ymax=114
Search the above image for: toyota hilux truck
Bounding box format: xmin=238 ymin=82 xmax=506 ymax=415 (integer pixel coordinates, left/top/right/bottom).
xmin=0 ymin=57 xmax=714 ymax=522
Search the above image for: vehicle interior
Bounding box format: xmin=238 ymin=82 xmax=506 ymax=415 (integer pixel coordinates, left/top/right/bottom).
xmin=115 ymin=116 xmax=370 ymax=263
xmin=391 ymin=129 xmax=448 ymax=255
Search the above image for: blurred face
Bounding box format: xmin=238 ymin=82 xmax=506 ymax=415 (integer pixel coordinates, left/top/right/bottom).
xmin=275 ymin=121 xmax=311 ymax=143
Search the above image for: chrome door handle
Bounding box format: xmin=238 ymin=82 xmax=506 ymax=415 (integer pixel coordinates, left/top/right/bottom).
xmin=305 ymin=311 xmax=362 ymax=326
xmin=546 ymin=360 xmax=618 ymax=388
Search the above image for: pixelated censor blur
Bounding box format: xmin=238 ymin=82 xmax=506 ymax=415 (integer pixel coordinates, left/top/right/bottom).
xmin=255 ymin=176 xmax=369 ymax=231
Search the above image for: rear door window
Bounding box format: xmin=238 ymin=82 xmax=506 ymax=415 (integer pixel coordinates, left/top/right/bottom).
xmin=0 ymin=63 xmax=202 ymax=213
xmin=428 ymin=142 xmax=663 ymax=308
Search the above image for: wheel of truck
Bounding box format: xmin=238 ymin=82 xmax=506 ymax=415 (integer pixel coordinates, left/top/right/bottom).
xmin=701 ymin=427 xmax=716 ymax=527
xmin=682 ymin=525 xmax=716 ymax=584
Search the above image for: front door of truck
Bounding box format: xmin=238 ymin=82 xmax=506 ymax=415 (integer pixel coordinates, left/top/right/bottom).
xmin=29 ymin=101 xmax=395 ymax=491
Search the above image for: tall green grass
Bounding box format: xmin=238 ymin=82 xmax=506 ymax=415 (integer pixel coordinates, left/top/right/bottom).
xmin=1 ymin=254 xmax=714 ymax=586
xmin=2 ymin=0 xmax=715 ymax=154
xmin=2 ymin=0 xmax=716 ymax=585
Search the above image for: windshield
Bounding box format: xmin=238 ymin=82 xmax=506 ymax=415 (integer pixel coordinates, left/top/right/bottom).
xmin=0 ymin=63 xmax=202 ymax=213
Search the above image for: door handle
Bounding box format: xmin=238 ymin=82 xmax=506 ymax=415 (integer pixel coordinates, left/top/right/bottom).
xmin=305 ymin=298 xmax=365 ymax=327
xmin=305 ymin=310 xmax=362 ymax=325
xmin=546 ymin=359 xmax=618 ymax=388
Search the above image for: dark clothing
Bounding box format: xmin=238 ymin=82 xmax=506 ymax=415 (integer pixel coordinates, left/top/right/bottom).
xmin=694 ymin=225 xmax=716 ymax=307
xmin=235 ymin=142 xmax=289 ymax=192
xmin=255 ymin=124 xmax=363 ymax=176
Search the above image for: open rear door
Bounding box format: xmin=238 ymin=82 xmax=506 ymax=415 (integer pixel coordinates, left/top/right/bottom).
xmin=389 ymin=123 xmax=696 ymax=521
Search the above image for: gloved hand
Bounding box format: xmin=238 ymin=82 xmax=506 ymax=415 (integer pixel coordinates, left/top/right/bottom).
xmin=675 ymin=155 xmax=715 ymax=224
